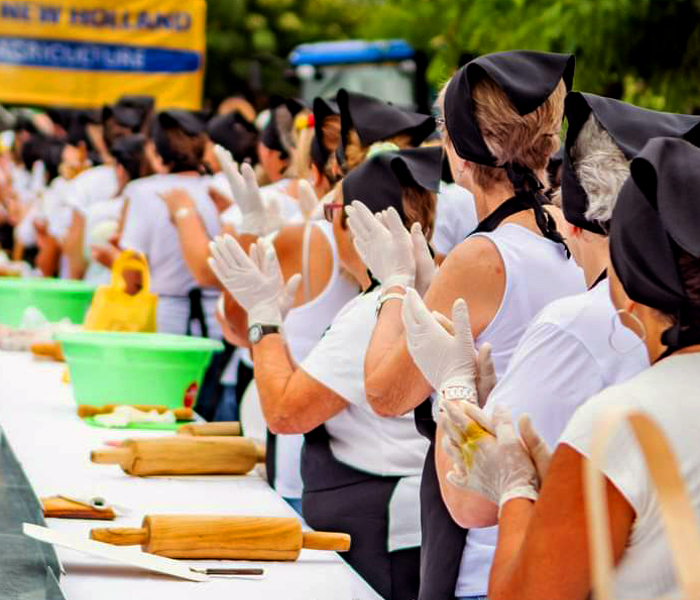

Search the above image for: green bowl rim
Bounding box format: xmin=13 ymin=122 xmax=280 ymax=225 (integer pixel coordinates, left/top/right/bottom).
xmin=0 ymin=278 xmax=97 ymax=293
xmin=56 ymin=331 xmax=224 ymax=352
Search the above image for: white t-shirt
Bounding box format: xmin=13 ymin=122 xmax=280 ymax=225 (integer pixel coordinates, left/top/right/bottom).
xmin=301 ymin=289 xmax=428 ymax=551
xmin=561 ymin=352 xmax=700 ymax=599
xmin=65 ymin=165 xmax=119 ymax=216
xmin=120 ymin=173 xmax=222 ymax=336
xmin=432 ymin=183 xmax=478 ymax=255
xmin=455 ymin=280 xmax=649 ymax=597
xmin=302 ymin=289 xmax=429 ymax=476
xmin=82 ymin=196 xmax=126 ymax=285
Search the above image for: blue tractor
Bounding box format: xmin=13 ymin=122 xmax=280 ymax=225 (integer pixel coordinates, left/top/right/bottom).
xmin=288 ymin=39 xmax=430 ymax=112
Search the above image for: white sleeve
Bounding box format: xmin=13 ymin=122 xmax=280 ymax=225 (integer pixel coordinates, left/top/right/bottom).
xmin=432 ymin=185 xmax=477 ymax=255
xmin=559 ymin=387 xmax=649 ymax=518
xmin=299 ymin=296 xmax=374 ymax=406
xmin=484 ymin=322 xmax=605 ymax=448
xmin=119 ymin=192 xmax=149 ymax=256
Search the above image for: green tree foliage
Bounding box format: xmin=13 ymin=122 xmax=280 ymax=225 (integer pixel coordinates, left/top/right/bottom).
xmin=205 ymin=0 xmax=700 ymax=113
xmin=204 ymin=0 xmax=367 ymax=108
xmin=356 ymin=0 xmax=700 ymax=113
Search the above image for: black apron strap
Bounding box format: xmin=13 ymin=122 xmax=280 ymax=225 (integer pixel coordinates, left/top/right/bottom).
xmin=186 ymin=288 xmax=209 ymax=338
xmin=194 ymin=340 xmax=235 ymax=421
xmin=266 ymin=431 xmax=277 ymax=490
xmin=414 ymin=398 xmax=468 ymax=600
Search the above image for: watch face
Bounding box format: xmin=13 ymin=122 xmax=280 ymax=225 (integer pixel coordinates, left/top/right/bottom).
xmin=249 ymin=324 xmax=263 ymax=344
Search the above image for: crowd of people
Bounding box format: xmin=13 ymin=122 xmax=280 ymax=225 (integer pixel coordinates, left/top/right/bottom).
xmin=2 ymin=48 xmax=700 ymax=600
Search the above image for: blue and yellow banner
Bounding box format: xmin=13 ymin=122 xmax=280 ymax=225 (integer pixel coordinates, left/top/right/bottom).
xmin=0 ymin=0 xmax=206 ymax=109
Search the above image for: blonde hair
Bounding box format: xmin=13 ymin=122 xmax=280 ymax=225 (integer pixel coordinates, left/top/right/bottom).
xmin=571 ymin=114 xmax=630 ymax=224
xmin=343 ymin=129 xmax=413 ymax=173
xmin=441 ymin=75 xmax=567 ymax=190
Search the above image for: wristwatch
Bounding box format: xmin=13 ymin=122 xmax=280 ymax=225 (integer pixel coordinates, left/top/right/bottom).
xmin=248 ymin=324 xmax=280 ymax=344
xmin=174 ymin=207 xmax=192 ymax=221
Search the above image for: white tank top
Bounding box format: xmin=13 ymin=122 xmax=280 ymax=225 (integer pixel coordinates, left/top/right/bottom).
xmin=454 ymin=222 xmax=586 ymax=597
xmin=472 ymin=223 xmax=585 ymax=378
xmin=269 ymin=221 xmax=359 ymax=499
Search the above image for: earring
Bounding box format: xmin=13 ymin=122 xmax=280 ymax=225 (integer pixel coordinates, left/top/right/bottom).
xmin=608 ymin=309 xmax=647 ymax=354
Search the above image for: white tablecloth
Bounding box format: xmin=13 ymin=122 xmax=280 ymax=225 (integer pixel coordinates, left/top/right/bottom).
xmin=0 ymin=352 xmax=382 ymax=600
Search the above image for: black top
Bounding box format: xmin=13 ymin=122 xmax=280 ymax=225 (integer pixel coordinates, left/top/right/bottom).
xmin=562 ymin=92 xmax=700 ymax=234
xmin=341 ymin=146 xmax=442 ymax=222
xmin=610 ymin=137 xmax=700 ymax=351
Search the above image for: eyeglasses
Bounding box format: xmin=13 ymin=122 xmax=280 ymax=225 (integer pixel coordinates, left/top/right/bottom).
xmin=323 ymin=202 xmax=344 ymax=223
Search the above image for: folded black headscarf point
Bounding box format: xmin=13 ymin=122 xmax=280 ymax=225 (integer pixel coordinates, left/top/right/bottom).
xmin=156 ymin=109 xmax=206 ymax=136
xmin=311 ymin=97 xmax=339 ymax=174
xmin=444 ymin=50 xmax=575 ymax=166
xmin=207 ymin=111 xmax=258 ymax=164
xmin=102 ymin=104 xmax=142 ymax=131
xmin=610 ymin=136 xmax=700 ymax=352
xmin=562 ymin=92 xmax=700 ymax=235
xmin=336 ymin=89 xmax=435 ymax=169
xmin=341 ymin=146 xmax=442 ymax=221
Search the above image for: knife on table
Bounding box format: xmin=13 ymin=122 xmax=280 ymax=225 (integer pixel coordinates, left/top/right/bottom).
xmin=23 ymin=523 xmax=264 ymax=581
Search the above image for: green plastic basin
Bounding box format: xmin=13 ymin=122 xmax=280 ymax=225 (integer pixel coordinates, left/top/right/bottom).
xmin=55 ymin=331 xmax=223 ymax=409
xmin=0 ymin=278 xmax=96 ymax=327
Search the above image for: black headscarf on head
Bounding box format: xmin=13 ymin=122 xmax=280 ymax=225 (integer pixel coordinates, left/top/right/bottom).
xmin=341 ymin=146 xmax=442 ymax=222
xmin=562 ymin=92 xmax=700 ymax=234
xmin=445 ymin=51 xmax=575 ymax=249
xmin=610 ymin=137 xmax=700 ymax=355
xmin=102 ymin=104 xmax=142 ymax=131
xmin=152 ymin=110 xmax=206 ymax=173
xmin=111 ymin=133 xmax=146 ymax=181
xmin=207 ymin=111 xmax=258 ymax=165
xmin=310 ymin=97 xmax=339 ymax=176
xmin=116 ymin=95 xmax=155 ymax=130
xmin=336 ymin=89 xmax=435 ymax=171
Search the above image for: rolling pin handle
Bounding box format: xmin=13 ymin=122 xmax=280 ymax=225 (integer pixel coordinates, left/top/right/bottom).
xmin=90 ymin=448 xmax=132 ymax=466
xmin=254 ymin=443 xmax=266 ymax=463
xmin=90 ymin=527 xmax=148 ymax=546
xmin=302 ymin=531 xmax=352 ymax=552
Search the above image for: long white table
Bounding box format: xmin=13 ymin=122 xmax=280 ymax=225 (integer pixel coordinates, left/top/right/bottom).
xmin=0 ymin=352 xmax=382 ymax=600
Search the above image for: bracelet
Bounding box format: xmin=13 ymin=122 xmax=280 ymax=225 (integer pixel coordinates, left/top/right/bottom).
xmin=375 ymin=292 xmax=405 ymax=317
xmin=441 ymin=385 xmax=478 ymax=403
xmin=174 ymin=207 xmax=193 ymax=221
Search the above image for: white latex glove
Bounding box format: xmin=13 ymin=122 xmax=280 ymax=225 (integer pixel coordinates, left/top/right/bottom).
xmin=298 ymin=179 xmax=320 ymax=221
xmin=519 ymin=414 xmax=551 ymax=485
xmin=402 ymin=288 xmax=478 ymax=405
xmin=446 ymin=403 xmax=539 ymax=513
xmin=345 ymin=201 xmax=415 ymax=290
xmin=207 ymin=234 xmax=301 ymax=326
xmin=213 ymin=145 xmax=283 ymax=236
xmin=410 ymin=222 xmax=436 ymax=297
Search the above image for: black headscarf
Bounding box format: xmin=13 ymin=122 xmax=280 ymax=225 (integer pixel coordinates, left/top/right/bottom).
xmin=610 ymin=137 xmax=700 ymax=353
xmin=445 ymin=51 xmax=574 ymax=249
xmin=111 ymin=134 xmax=146 ymax=181
xmin=562 ymin=92 xmax=700 ymax=234
xmin=336 ymin=89 xmax=435 ymax=170
xmin=152 ymin=110 xmax=206 ymax=173
xmin=310 ymin=97 xmax=339 ymax=175
xmin=341 ymin=146 xmax=442 ymax=221
xmin=207 ymin=111 xmax=258 ymax=165
xmin=116 ymin=95 xmax=155 ymax=130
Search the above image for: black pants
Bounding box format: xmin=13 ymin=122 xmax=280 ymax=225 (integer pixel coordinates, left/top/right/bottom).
xmin=303 ymin=478 xmax=420 ymax=600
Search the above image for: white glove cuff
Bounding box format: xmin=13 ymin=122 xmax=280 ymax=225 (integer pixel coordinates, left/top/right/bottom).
xmin=382 ymin=274 xmax=414 ymax=292
xmin=498 ymin=486 xmax=539 ymax=516
xmin=247 ymin=303 xmax=283 ymax=328
xmin=239 ymin=214 xmax=275 ymax=237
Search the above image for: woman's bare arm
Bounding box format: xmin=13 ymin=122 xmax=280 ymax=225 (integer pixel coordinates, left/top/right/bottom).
xmin=252 ymin=333 xmax=348 ymax=434
xmin=488 ymin=444 xmax=635 ymax=600
xmin=364 ymin=237 xmax=505 ymax=416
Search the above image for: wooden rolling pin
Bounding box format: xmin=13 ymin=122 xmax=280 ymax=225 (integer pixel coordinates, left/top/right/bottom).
xmin=177 ymin=422 xmax=241 ymax=436
xmin=78 ymin=405 xmax=194 ymax=421
xmin=90 ymin=436 xmax=265 ymax=476
xmin=91 ymin=515 xmax=351 ymax=560
xmin=42 ymin=496 xmax=115 ymax=521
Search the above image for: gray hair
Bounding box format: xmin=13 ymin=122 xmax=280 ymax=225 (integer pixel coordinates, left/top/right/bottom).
xmin=571 ymin=114 xmax=630 ymax=224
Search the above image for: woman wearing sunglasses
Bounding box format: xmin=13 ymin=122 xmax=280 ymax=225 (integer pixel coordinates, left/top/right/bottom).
xmin=208 ymin=146 xmax=442 ymax=600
